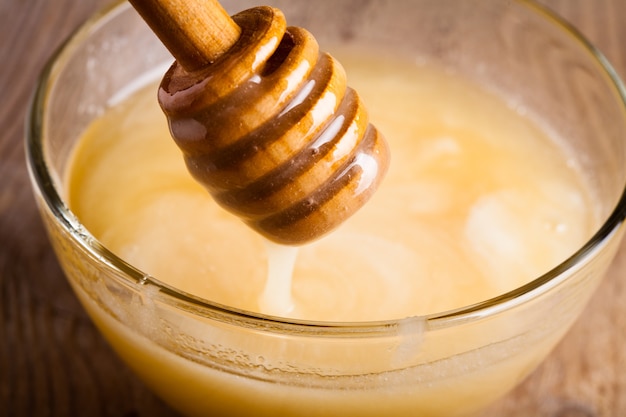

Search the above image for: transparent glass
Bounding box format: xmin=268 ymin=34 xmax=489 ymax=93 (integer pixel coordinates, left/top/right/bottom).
xmin=26 ymin=1 xmax=626 ymax=416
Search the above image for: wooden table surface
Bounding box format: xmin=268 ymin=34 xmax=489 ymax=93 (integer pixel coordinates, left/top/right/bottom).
xmin=2 ymin=1 xmax=625 ymax=416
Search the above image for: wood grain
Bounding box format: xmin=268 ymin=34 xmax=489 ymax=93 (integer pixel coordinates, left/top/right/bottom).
xmin=128 ymin=0 xmax=241 ymax=70
xmin=1 ymin=0 xmax=624 ymax=416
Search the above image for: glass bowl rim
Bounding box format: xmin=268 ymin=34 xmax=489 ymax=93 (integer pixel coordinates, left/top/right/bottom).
xmin=25 ymin=0 xmax=626 ymax=334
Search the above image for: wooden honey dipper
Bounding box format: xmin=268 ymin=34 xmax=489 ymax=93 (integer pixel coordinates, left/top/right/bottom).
xmin=128 ymin=0 xmax=390 ymax=245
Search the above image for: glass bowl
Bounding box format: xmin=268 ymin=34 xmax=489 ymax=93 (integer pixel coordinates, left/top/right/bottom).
xmin=26 ymin=0 xmax=626 ymax=416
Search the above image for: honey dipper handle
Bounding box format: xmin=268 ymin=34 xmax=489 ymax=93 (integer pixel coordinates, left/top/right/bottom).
xmin=128 ymin=0 xmax=242 ymax=71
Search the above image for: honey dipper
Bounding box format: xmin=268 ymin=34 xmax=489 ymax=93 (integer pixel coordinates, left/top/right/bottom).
xmin=128 ymin=0 xmax=390 ymax=245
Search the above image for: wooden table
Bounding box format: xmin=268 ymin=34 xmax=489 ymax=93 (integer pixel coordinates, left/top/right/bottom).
xmin=1 ymin=1 xmax=625 ymax=416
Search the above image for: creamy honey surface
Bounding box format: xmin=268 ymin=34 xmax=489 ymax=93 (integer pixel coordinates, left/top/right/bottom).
xmin=67 ymin=52 xmax=596 ymax=321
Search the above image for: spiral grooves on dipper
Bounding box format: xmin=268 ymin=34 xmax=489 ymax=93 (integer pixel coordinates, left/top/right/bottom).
xmin=159 ymin=6 xmax=389 ymax=245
